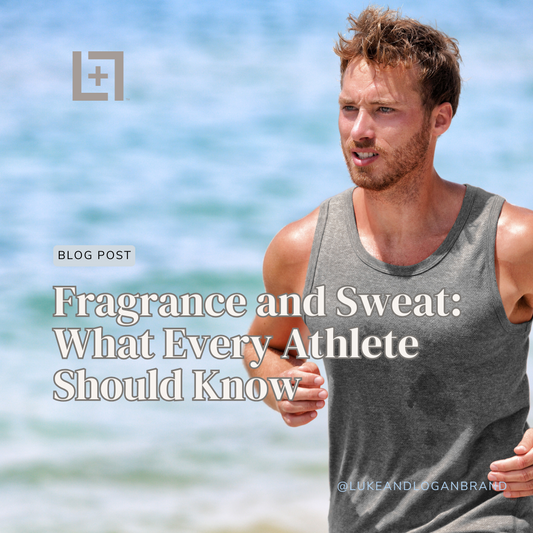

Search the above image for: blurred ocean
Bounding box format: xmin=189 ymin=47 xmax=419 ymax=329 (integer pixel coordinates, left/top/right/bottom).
xmin=0 ymin=0 xmax=532 ymax=531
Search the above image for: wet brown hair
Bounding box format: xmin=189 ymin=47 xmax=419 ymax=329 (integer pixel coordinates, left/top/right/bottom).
xmin=334 ymin=6 xmax=462 ymax=115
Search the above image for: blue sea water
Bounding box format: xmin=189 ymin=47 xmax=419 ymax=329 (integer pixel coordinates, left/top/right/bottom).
xmin=0 ymin=0 xmax=532 ymax=531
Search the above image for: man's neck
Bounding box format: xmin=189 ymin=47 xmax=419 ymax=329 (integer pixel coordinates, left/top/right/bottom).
xmin=352 ymin=171 xmax=466 ymax=266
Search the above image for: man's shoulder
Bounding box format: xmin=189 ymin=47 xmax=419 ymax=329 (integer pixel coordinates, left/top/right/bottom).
xmin=497 ymin=201 xmax=533 ymax=260
xmin=269 ymin=186 xmax=353 ymax=252
xmin=263 ymin=207 xmax=320 ymax=294
xmin=496 ymin=200 xmax=533 ymax=303
xmin=263 ymin=206 xmax=321 ymax=296
xmin=262 ymin=187 xmax=355 ymax=294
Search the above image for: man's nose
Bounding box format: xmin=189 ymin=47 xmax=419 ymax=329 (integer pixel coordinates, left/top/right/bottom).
xmin=350 ymin=110 xmax=375 ymax=142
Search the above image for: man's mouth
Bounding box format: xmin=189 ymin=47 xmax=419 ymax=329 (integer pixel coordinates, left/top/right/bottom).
xmin=352 ymin=151 xmax=379 ymax=166
xmin=354 ymin=151 xmax=378 ymax=159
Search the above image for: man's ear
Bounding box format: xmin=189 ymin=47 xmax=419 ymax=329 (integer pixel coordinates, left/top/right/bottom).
xmin=432 ymin=102 xmax=453 ymax=136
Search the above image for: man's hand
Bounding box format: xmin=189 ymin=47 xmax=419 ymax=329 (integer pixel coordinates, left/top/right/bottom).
xmin=488 ymin=428 xmax=533 ymax=498
xmin=276 ymin=362 xmax=328 ymax=428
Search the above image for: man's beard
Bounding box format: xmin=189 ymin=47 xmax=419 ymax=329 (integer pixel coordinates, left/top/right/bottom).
xmin=342 ymin=119 xmax=432 ymax=192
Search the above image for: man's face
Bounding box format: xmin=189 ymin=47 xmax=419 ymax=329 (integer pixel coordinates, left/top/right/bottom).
xmin=338 ymin=60 xmax=432 ymax=192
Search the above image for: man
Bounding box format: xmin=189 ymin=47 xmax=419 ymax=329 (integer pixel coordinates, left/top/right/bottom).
xmin=244 ymin=7 xmax=533 ymax=531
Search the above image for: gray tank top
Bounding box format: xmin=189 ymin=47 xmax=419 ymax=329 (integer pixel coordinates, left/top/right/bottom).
xmin=303 ymin=185 xmax=533 ymax=532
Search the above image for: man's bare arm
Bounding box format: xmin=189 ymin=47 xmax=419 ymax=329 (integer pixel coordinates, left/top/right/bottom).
xmin=494 ymin=202 xmax=533 ymax=324
xmin=488 ymin=202 xmax=533 ymax=497
xmin=243 ymin=207 xmax=328 ymax=427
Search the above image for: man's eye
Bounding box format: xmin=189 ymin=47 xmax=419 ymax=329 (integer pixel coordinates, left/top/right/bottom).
xmin=343 ymin=105 xmax=357 ymax=111
xmin=379 ymin=107 xmax=394 ymax=113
